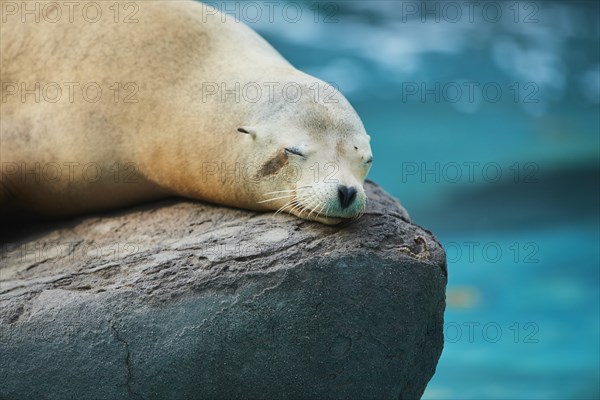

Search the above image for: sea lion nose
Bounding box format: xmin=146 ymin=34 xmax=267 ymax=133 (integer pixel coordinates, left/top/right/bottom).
xmin=338 ymin=185 xmax=357 ymax=209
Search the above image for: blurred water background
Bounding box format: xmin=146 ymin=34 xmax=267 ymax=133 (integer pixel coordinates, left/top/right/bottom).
xmin=213 ymin=0 xmax=600 ymax=398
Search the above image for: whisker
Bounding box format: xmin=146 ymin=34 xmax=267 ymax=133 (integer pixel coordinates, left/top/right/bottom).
xmin=273 ymin=200 xmax=292 ymax=216
xmin=314 ymin=203 xmax=322 ymax=219
xmin=353 ymin=203 xmax=367 ymax=221
xmin=297 ymin=193 xmax=319 ymax=219
xmin=274 ymin=200 xmax=299 ymax=216
xmin=306 ymin=197 xmax=321 ymax=220
xmin=274 ymin=203 xmax=292 ymax=216
xmin=262 ymin=189 xmax=297 ymax=196
xmin=296 ymin=206 xmax=307 ymax=218
xmin=263 ymin=186 xmax=312 ymax=196
xmin=257 ymin=194 xmax=295 ymax=204
xmin=266 ymin=185 xmax=321 ymax=220
xmin=315 ymin=201 xmax=327 ymax=219
xmin=288 ymin=202 xmax=305 ymax=216
xmin=324 ymin=203 xmax=332 ymax=219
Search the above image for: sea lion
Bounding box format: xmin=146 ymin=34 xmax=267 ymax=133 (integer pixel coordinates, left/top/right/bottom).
xmin=0 ymin=0 xmax=372 ymax=225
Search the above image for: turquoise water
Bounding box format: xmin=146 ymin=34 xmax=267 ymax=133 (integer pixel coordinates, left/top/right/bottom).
xmin=220 ymin=1 xmax=600 ymax=398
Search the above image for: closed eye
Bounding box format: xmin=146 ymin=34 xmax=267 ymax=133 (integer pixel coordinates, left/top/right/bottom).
xmin=285 ymin=147 xmax=305 ymax=157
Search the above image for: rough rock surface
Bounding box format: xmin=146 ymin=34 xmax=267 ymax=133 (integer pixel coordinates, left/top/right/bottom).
xmin=0 ymin=181 xmax=446 ymax=400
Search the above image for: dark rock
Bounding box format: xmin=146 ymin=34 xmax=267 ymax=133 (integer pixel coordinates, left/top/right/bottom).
xmin=0 ymin=181 xmax=446 ymax=399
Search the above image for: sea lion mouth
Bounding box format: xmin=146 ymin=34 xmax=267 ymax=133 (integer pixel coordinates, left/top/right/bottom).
xmin=301 ymin=210 xmax=344 ymax=225
xmin=290 ymin=206 xmax=361 ymax=226
xmin=312 ymin=215 xmax=347 ymax=225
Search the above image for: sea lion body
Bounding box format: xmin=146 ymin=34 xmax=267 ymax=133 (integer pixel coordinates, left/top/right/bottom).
xmin=0 ymin=1 xmax=372 ymax=224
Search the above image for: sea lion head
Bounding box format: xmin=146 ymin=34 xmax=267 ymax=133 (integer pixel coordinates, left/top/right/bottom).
xmin=238 ymin=76 xmax=372 ymax=225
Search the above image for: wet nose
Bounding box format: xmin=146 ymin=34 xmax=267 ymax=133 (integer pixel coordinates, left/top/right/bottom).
xmin=338 ymin=185 xmax=357 ymax=209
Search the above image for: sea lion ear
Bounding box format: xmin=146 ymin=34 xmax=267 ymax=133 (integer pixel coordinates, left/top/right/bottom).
xmin=237 ymin=127 xmax=257 ymax=139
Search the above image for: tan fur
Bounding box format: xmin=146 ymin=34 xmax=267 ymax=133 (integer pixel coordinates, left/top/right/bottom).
xmin=0 ymin=1 xmax=372 ymax=224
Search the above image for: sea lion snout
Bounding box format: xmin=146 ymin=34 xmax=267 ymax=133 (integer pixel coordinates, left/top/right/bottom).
xmin=338 ymin=185 xmax=357 ymax=209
